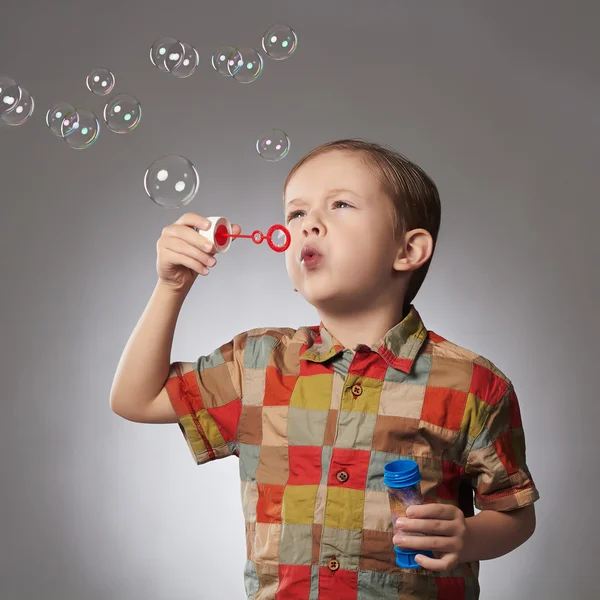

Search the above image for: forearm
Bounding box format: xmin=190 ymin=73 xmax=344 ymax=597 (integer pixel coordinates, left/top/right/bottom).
xmin=459 ymin=507 xmax=535 ymax=563
xmin=110 ymin=280 xmax=188 ymax=412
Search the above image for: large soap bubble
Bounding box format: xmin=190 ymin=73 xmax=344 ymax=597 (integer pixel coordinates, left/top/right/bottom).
xmin=227 ymin=47 xmax=263 ymax=83
xmin=46 ymin=102 xmax=79 ymax=137
xmin=2 ymin=87 xmax=35 ymax=126
xmin=144 ymin=155 xmax=199 ymax=208
xmin=256 ymin=129 xmax=290 ymax=161
xmin=211 ymin=46 xmax=237 ymax=77
xmin=165 ymin=41 xmax=199 ymax=78
xmin=62 ymin=108 xmax=100 ymax=149
xmin=0 ymin=76 xmax=22 ymax=117
xmin=150 ymin=37 xmax=179 ymax=72
xmin=261 ymin=25 xmax=297 ymax=60
xmin=103 ymin=94 xmax=141 ymax=133
xmin=86 ymin=68 xmax=115 ymax=95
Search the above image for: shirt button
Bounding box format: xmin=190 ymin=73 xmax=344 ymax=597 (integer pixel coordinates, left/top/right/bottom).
xmin=328 ymin=558 xmax=340 ymax=572
xmin=336 ymin=470 xmax=349 ymax=483
xmin=352 ymin=384 xmax=363 ymax=396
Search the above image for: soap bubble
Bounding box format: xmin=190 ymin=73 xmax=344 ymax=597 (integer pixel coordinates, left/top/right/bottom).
xmin=165 ymin=41 xmax=199 ymax=78
xmin=211 ymin=46 xmax=237 ymax=77
xmin=144 ymin=155 xmax=199 ymax=208
xmin=261 ymin=24 xmax=297 ymax=60
xmin=1 ymin=87 xmax=35 ymax=126
xmin=62 ymin=108 xmax=100 ymax=149
xmin=86 ymin=68 xmax=115 ymax=95
xmin=227 ymin=47 xmax=263 ymax=83
xmin=150 ymin=37 xmax=179 ymax=72
xmin=46 ymin=102 xmax=79 ymax=137
xmin=271 ymin=228 xmax=288 ymax=249
xmin=0 ymin=76 xmax=22 ymax=117
xmin=103 ymin=94 xmax=141 ymax=133
xmin=256 ymin=129 xmax=290 ymax=161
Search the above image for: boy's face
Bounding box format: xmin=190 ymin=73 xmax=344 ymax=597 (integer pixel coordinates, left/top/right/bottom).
xmin=284 ymin=150 xmax=404 ymax=312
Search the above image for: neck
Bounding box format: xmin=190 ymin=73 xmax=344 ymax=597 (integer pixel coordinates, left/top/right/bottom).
xmin=317 ymin=298 xmax=409 ymax=350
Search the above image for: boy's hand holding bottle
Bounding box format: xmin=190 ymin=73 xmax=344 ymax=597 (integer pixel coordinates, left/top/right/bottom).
xmin=156 ymin=212 xmax=241 ymax=293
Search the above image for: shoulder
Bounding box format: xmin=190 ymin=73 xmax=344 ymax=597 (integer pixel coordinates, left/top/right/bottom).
xmin=231 ymin=325 xmax=316 ymax=357
xmin=424 ymin=330 xmax=512 ymax=403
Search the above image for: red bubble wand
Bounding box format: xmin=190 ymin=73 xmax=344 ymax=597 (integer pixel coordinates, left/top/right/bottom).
xmin=196 ymin=217 xmax=291 ymax=253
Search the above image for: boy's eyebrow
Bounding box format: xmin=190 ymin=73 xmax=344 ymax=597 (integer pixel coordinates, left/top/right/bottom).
xmin=285 ymin=188 xmax=362 ymax=209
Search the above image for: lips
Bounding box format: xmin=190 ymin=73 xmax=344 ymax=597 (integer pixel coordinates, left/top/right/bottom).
xmin=300 ymin=244 xmax=323 ymax=262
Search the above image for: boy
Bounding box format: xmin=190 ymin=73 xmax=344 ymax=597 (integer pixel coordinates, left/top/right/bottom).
xmin=110 ymin=139 xmax=539 ymax=599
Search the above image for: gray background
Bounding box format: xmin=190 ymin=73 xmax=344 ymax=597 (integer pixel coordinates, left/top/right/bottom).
xmin=1 ymin=0 xmax=599 ymax=598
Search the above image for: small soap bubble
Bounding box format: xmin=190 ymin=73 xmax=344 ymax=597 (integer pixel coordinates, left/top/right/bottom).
xmin=0 ymin=77 xmax=22 ymax=117
xmin=150 ymin=37 xmax=179 ymax=72
xmin=261 ymin=24 xmax=298 ymax=60
xmin=46 ymin=102 xmax=79 ymax=137
xmin=165 ymin=41 xmax=199 ymax=78
xmin=256 ymin=129 xmax=290 ymax=161
xmin=103 ymin=94 xmax=141 ymax=133
xmin=62 ymin=108 xmax=100 ymax=149
xmin=211 ymin=46 xmax=237 ymax=77
xmin=1 ymin=87 xmax=35 ymax=126
xmin=144 ymin=155 xmax=199 ymax=208
xmin=86 ymin=68 xmax=115 ymax=95
xmin=227 ymin=47 xmax=263 ymax=83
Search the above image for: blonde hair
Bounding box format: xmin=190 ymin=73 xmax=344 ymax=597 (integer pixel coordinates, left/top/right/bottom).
xmin=283 ymin=139 xmax=441 ymax=311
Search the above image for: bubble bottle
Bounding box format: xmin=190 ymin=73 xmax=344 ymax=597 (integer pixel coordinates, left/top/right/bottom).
xmin=383 ymin=459 xmax=435 ymax=569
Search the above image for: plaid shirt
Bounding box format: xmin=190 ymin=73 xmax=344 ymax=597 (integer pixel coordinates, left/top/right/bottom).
xmin=166 ymin=305 xmax=539 ymax=600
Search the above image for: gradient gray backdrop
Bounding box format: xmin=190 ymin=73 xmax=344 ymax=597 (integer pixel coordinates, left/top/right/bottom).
xmin=1 ymin=1 xmax=599 ymax=598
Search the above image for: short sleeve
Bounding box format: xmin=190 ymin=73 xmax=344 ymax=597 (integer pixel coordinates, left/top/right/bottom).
xmin=464 ymin=381 xmax=540 ymax=511
xmin=165 ymin=332 xmax=246 ymax=465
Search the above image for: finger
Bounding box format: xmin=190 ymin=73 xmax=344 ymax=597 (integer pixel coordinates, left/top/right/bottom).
xmin=414 ymin=552 xmax=457 ymax=572
xmin=172 ymin=225 xmax=216 ymax=253
xmin=175 ymin=212 xmax=211 ymax=231
xmin=406 ymin=503 xmax=454 ymax=520
xmin=165 ymin=238 xmax=217 ymax=268
xmin=231 ymin=223 xmax=242 ymax=239
xmin=395 ymin=518 xmax=453 ymax=537
xmin=392 ymin=535 xmax=454 ymax=553
xmin=163 ymin=248 xmax=209 ymax=275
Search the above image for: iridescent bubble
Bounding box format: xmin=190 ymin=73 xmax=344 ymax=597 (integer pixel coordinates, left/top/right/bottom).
xmin=211 ymin=46 xmax=237 ymax=77
xmin=86 ymin=68 xmax=115 ymax=95
xmin=165 ymin=41 xmax=199 ymax=78
xmin=46 ymin=102 xmax=79 ymax=137
xmin=261 ymin=24 xmax=298 ymax=60
xmin=144 ymin=155 xmax=199 ymax=208
xmin=256 ymin=129 xmax=290 ymax=161
xmin=0 ymin=77 xmax=22 ymax=117
xmin=62 ymin=108 xmax=100 ymax=149
xmin=1 ymin=87 xmax=35 ymax=126
xmin=227 ymin=47 xmax=263 ymax=83
xmin=103 ymin=94 xmax=141 ymax=134
xmin=150 ymin=37 xmax=179 ymax=72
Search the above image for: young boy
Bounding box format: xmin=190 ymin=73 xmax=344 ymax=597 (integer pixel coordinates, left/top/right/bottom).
xmin=110 ymin=139 xmax=539 ymax=600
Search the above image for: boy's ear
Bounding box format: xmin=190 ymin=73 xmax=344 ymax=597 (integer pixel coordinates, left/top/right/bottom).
xmin=393 ymin=228 xmax=433 ymax=272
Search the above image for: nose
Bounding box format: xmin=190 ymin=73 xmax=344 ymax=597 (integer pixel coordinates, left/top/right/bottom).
xmin=301 ymin=210 xmax=325 ymax=237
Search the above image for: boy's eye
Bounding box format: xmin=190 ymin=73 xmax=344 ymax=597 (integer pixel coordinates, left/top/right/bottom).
xmin=286 ymin=201 xmax=351 ymax=222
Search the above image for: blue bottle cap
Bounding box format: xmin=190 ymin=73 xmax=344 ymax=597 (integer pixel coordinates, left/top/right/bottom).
xmin=384 ymin=459 xmax=421 ymax=488
xmin=394 ymin=546 xmax=435 ymax=569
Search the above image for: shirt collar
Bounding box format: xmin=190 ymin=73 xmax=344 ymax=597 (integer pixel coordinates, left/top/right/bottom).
xmin=299 ymin=304 xmax=429 ymax=373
